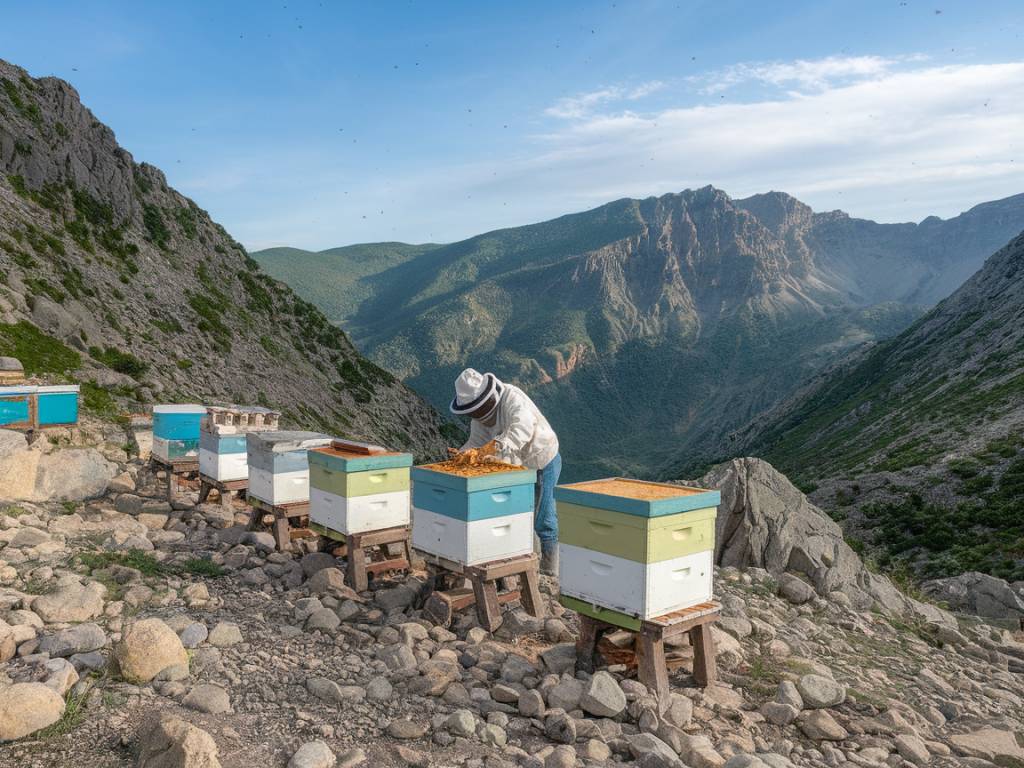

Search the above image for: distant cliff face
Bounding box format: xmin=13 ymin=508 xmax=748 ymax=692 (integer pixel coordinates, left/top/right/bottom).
xmin=738 ymin=232 xmax=1024 ymax=582
xmin=0 ymin=59 xmax=449 ymax=459
xmin=256 ymin=186 xmax=1024 ymax=480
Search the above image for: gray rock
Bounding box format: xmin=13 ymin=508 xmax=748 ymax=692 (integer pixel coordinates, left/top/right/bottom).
xmin=114 ymin=618 xmax=188 ymax=683
xmin=207 ymin=622 xmax=243 ymax=647
xmin=760 ymin=701 xmax=799 ymax=725
xmin=580 ymin=671 xmax=627 ymax=717
xmin=539 ymin=643 xmax=577 ymax=675
xmin=179 ymin=623 xmax=208 ymax=649
xmin=377 ymin=644 xmax=417 ymax=672
xmin=39 ymin=622 xmax=105 ymax=657
xmin=546 ymin=677 xmax=584 ymax=711
xmin=922 ymin=571 xmax=1024 ymax=620
xmin=375 ymin=584 xmax=418 ymax=611
xmin=796 ymin=674 xmax=845 ymax=709
xmin=70 ymin=651 xmax=107 ymax=671
xmin=182 ymin=684 xmax=231 ymax=714
xmin=518 ymin=689 xmax=545 ymax=718
xmin=629 ymin=733 xmax=681 ymax=764
xmin=544 ymin=713 xmax=576 ymax=745
xmin=445 ymin=709 xmax=476 ymax=738
xmin=544 ymin=746 xmax=576 ymax=768
xmin=500 ymin=653 xmax=536 ymax=683
xmin=797 ymin=710 xmax=848 ymax=741
xmin=306 ymin=677 xmax=365 ymax=704
xmin=32 ymin=580 xmax=106 ymax=623
xmin=306 ymin=608 xmax=341 ymax=632
xmin=301 ymin=553 xmax=338 ymax=578
xmin=894 ymin=733 xmax=931 ymax=766
xmin=289 ymin=740 xmax=336 ymax=768
xmin=136 ymin=713 xmax=222 ymax=768
xmin=365 ymin=676 xmax=393 ymax=702
xmin=776 ymin=680 xmax=803 ymax=709
xmin=388 ymin=719 xmax=429 ymax=739
xmin=477 ymin=723 xmax=507 ymax=747
xmin=778 ymin=573 xmax=815 ymax=605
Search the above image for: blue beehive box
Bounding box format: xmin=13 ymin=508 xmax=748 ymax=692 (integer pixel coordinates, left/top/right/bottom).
xmin=153 ymin=404 xmax=206 ymax=463
xmin=411 ymin=463 xmax=537 ymax=566
xmin=37 ymin=385 xmax=80 ymax=426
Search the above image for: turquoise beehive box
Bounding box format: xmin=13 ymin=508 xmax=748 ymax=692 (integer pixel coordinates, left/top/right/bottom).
xmin=37 ymin=385 xmax=80 ymax=426
xmin=0 ymin=385 xmax=35 ymax=428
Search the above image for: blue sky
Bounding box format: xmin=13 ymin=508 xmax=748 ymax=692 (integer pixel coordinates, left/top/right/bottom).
xmin=2 ymin=0 xmax=1023 ymax=249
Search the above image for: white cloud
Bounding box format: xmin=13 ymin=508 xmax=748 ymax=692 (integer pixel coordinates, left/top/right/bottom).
xmin=545 ymin=80 xmax=665 ymax=119
xmin=691 ymin=54 xmax=919 ymax=94
xmin=185 ymin=57 xmax=1024 ymax=250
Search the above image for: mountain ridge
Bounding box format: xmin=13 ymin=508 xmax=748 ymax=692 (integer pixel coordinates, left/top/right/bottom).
xmin=255 ymin=186 xmax=1024 ymax=479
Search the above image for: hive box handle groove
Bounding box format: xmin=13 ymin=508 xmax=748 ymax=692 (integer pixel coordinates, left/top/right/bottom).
xmin=589 ymin=561 xmax=613 ymax=576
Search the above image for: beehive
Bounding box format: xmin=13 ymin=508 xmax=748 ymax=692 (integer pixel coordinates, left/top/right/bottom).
xmin=0 ymin=385 xmax=36 ymax=428
xmin=199 ymin=405 xmax=282 ymax=481
xmin=555 ymin=478 xmax=720 ymax=621
xmin=36 ymin=385 xmax=80 ymax=427
xmin=152 ymin=404 xmax=206 ymax=462
xmin=246 ymin=430 xmax=332 ymax=506
xmin=309 ymin=442 xmax=413 ymax=535
xmin=411 ymin=462 xmax=536 ymax=566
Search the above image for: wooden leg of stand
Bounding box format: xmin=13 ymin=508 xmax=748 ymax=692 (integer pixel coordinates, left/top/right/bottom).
xmin=576 ymin=616 xmax=602 ymax=674
xmin=347 ymin=535 xmax=368 ymax=593
xmin=637 ymin=626 xmax=669 ymax=703
xmin=519 ymin=566 xmax=545 ymax=618
xmin=472 ymin=576 xmax=503 ymax=632
xmin=272 ymin=514 xmax=290 ymax=552
xmin=690 ymin=622 xmax=717 ymax=687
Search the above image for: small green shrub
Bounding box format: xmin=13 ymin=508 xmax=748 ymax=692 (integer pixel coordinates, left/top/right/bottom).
xmin=0 ymin=322 xmax=80 ymax=374
xmin=142 ymin=203 xmax=170 ymax=249
xmin=88 ymin=346 xmax=149 ymax=379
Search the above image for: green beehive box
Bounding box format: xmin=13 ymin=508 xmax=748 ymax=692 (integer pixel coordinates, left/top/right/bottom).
xmin=558 ymin=502 xmax=716 ymax=563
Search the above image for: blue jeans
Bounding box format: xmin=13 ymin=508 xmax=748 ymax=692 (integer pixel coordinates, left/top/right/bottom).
xmin=534 ymin=453 xmax=562 ymax=545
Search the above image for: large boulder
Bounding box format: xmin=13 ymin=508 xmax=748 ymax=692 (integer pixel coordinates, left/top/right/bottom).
xmin=922 ymin=571 xmax=1024 ymax=620
xmin=136 ymin=713 xmax=222 ymax=768
xmin=32 ymin=579 xmax=107 ymax=623
xmin=114 ymin=619 xmax=188 ymax=683
xmin=697 ymin=458 xmax=956 ymax=626
xmin=0 ymin=430 xmax=116 ymax=502
xmin=0 ymin=682 xmax=66 ymax=740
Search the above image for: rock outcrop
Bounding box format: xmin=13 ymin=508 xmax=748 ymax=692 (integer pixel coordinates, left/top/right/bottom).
xmin=136 ymin=713 xmax=222 ymax=768
xmin=698 ymin=457 xmax=954 ymax=626
xmin=922 ymin=571 xmax=1024 ymax=620
xmin=0 ymin=429 xmax=116 ymax=502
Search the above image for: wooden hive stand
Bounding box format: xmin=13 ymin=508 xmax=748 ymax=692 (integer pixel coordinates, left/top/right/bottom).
xmin=247 ymin=496 xmax=316 ymax=551
xmin=197 ymin=475 xmax=248 ymax=510
xmin=149 ymin=455 xmax=200 ymax=503
xmin=420 ymin=553 xmax=545 ymax=633
xmin=310 ymin=522 xmax=413 ymax=593
xmin=575 ymin=600 xmax=721 ymax=703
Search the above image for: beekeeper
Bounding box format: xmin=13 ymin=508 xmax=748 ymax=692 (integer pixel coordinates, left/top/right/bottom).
xmin=450 ymin=368 xmax=562 ymax=575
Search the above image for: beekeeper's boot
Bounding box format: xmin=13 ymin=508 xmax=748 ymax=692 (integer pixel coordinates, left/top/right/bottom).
xmin=540 ymin=542 xmax=559 ymax=577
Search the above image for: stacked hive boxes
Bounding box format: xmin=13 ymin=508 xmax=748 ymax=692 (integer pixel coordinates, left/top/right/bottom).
xmin=309 ymin=441 xmax=413 ymax=534
xmin=555 ymin=478 xmax=720 ymax=625
xmin=246 ymin=431 xmax=332 ymax=506
xmin=152 ymin=404 xmax=207 ymax=463
xmin=199 ymin=405 xmax=281 ymax=482
xmin=0 ymin=385 xmax=80 ymax=428
xmin=411 ymin=463 xmax=536 ymax=566
xmin=36 ymin=385 xmax=80 ymax=427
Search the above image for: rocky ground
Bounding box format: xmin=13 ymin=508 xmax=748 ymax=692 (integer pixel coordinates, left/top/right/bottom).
xmin=0 ymin=444 xmax=1023 ymax=768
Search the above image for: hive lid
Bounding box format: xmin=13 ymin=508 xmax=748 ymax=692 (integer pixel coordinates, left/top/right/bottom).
xmin=0 ymin=385 xmax=37 ymax=394
xmin=246 ymin=430 xmax=332 ymax=453
xmin=554 ymin=477 xmax=720 ymax=518
xmin=153 ymin=404 xmax=207 ymax=415
xmin=37 ymin=385 xmax=80 ymax=393
xmin=310 ymin=445 xmax=413 ymax=471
